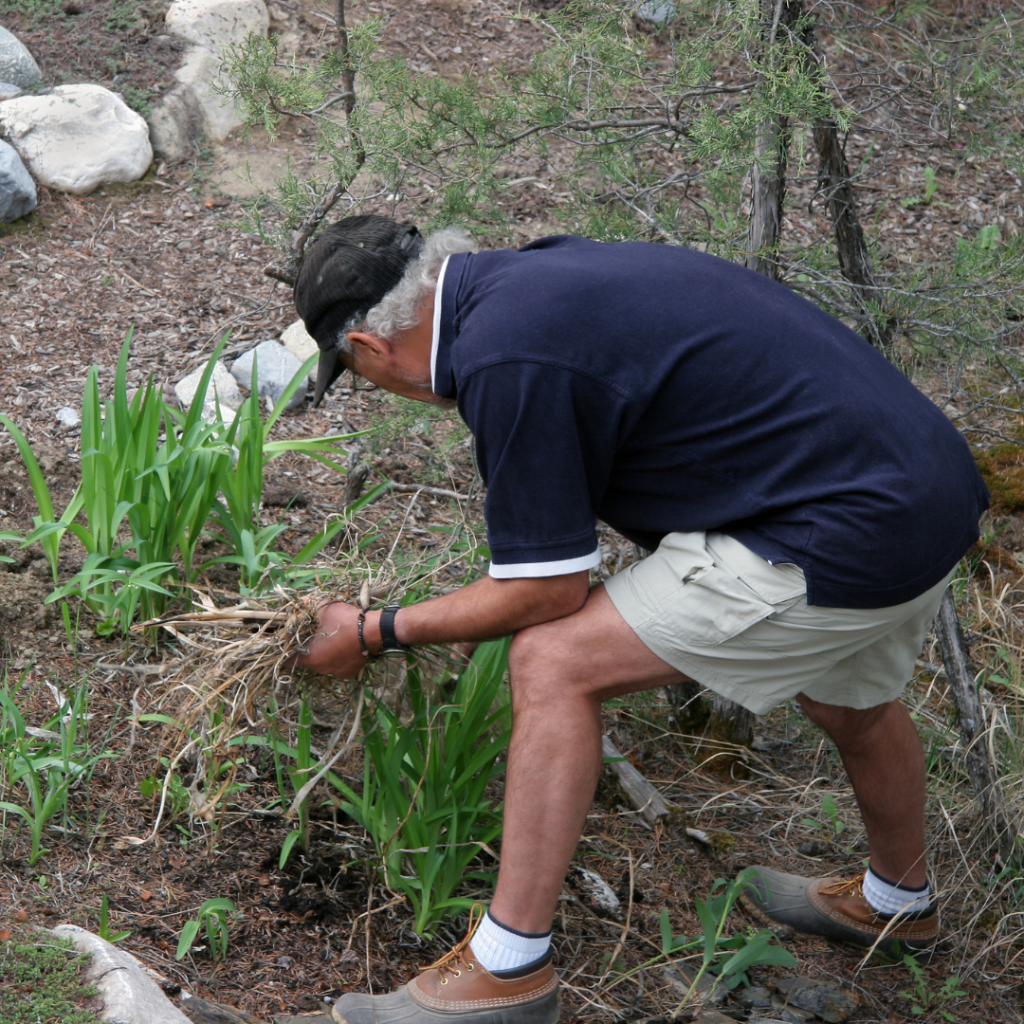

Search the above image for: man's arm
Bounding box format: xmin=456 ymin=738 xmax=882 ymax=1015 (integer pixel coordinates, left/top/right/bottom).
xmin=296 ymin=571 xmax=590 ymax=678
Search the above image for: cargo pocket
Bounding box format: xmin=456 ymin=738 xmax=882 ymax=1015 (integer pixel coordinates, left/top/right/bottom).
xmin=667 ymin=563 xmax=782 ymax=647
xmin=639 ymin=532 xmax=786 ymax=649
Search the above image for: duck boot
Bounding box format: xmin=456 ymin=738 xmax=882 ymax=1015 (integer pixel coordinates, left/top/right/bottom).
xmin=741 ymin=867 xmax=940 ymax=957
xmin=332 ymin=908 xmax=560 ymax=1024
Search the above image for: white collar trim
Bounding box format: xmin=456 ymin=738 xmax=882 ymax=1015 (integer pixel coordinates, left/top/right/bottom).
xmin=430 ymin=255 xmax=452 ymax=393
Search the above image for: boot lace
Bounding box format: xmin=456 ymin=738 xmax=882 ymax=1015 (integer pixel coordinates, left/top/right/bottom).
xmin=421 ymin=903 xmax=484 ymax=984
xmin=819 ymin=877 xmax=864 ymax=899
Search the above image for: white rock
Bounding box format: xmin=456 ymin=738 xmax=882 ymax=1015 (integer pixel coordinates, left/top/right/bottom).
xmin=0 ymin=139 xmax=36 ymax=223
xmin=637 ymin=0 xmax=676 ymax=24
xmin=150 ymin=0 xmax=269 ymax=154
xmin=0 ymin=27 xmax=41 ymax=90
xmin=55 ymin=406 xmax=80 ymax=427
xmin=166 ymin=0 xmax=269 ymax=51
xmin=280 ymin=319 xmax=319 ymax=381
xmin=175 ymin=359 xmax=242 ymax=411
xmin=51 ymin=925 xmax=192 ymax=1024
xmin=0 ymin=85 xmax=152 ymax=196
xmin=172 ymin=45 xmax=242 ymax=142
xmin=230 ymin=339 xmax=307 ymax=410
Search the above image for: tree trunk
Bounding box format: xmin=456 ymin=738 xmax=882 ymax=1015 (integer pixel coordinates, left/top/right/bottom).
xmin=933 ymin=588 xmax=1016 ymax=864
xmin=744 ymin=0 xmax=804 ymax=279
xmin=664 ymin=679 xmax=711 ymax=734
xmin=810 ymin=113 xmax=894 ymax=348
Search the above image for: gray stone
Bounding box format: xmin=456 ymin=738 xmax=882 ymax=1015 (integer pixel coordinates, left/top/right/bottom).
xmin=775 ymin=978 xmax=859 ymax=1023
xmin=146 ymin=83 xmax=204 ymax=161
xmin=55 ymin=406 xmax=80 ymax=427
xmin=0 ymin=139 xmax=35 ymax=222
xmin=695 ymin=1012 xmax=741 ymax=1024
xmin=0 ymin=27 xmax=41 ymax=90
xmin=175 ymin=359 xmax=242 ymax=412
xmin=0 ymin=82 xmax=21 ymax=101
xmin=230 ymin=339 xmax=307 ymax=410
xmin=734 ymin=986 xmax=774 ymax=1010
xmin=51 ymin=924 xmax=192 ymax=1024
xmin=172 ymin=44 xmax=243 ymax=142
xmin=663 ymin=964 xmax=728 ymax=1007
xmin=280 ymin=318 xmax=318 ymax=381
xmin=0 ymin=85 xmax=152 ymax=195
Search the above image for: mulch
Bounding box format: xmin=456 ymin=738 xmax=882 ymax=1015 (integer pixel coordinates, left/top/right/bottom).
xmin=1 ymin=2 xmax=1024 ymax=1022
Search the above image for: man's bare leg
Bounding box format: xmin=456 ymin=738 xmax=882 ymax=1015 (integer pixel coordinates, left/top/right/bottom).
xmin=489 ymin=587 xmax=932 ymax=934
xmin=797 ymin=694 xmax=927 ymax=887
xmin=488 ymin=585 xmax=685 ymax=932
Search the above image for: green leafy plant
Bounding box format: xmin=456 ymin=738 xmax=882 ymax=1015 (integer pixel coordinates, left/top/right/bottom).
xmin=899 ymin=953 xmax=966 ymax=1020
xmin=139 ymin=759 xmax=191 ymax=820
xmin=96 ymin=894 xmax=132 ymax=944
xmin=330 ymin=639 xmax=512 ymax=936
xmin=801 ymin=793 xmax=844 ymax=838
xmin=662 ymin=869 xmax=798 ymax=1006
xmin=0 ymin=676 xmax=111 ymax=866
xmin=605 ymin=868 xmax=797 ymax=1003
xmin=176 ymin=898 xmax=236 ymax=961
xmin=2 ymin=332 xmax=358 ymax=633
xmin=901 ymin=166 xmax=945 ymax=209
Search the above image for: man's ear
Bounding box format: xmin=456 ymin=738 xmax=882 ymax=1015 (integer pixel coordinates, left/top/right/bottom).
xmin=347 ymin=331 xmax=393 ymax=364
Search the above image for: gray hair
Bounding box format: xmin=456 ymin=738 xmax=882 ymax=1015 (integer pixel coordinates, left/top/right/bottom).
xmin=337 ymin=227 xmax=477 ymax=353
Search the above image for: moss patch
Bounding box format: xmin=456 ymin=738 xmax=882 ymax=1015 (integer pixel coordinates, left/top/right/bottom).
xmin=974 ymin=444 xmax=1024 ymax=513
xmin=0 ymin=926 xmax=103 ymax=1024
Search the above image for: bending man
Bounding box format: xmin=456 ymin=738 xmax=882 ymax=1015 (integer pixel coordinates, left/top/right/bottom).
xmin=291 ymin=215 xmax=988 ymax=1024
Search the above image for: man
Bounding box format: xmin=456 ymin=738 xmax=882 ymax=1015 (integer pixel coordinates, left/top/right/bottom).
xmin=292 ymin=215 xmax=988 ymax=1024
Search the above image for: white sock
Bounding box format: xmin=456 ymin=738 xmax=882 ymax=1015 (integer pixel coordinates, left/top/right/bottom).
xmin=470 ymin=910 xmax=551 ymax=974
xmin=862 ymin=867 xmax=933 ymax=915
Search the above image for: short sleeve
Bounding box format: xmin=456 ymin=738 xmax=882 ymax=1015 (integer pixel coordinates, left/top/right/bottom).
xmin=457 ymin=361 xmax=627 ymax=577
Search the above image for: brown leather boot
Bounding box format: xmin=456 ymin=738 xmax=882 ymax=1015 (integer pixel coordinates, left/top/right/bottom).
xmin=332 ymin=907 xmax=560 ymax=1024
xmin=741 ymin=867 xmax=940 ymax=957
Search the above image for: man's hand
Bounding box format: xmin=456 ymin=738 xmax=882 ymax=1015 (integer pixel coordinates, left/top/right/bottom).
xmin=296 ymin=601 xmax=366 ymax=678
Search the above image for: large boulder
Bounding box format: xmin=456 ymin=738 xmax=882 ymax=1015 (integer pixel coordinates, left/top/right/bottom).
xmin=0 ymin=85 xmax=152 ymax=195
xmin=0 ymin=27 xmax=41 ymax=90
xmin=150 ymin=0 xmax=269 ymax=159
xmin=165 ymin=0 xmax=269 ymax=51
xmin=0 ymin=138 xmax=36 ymax=222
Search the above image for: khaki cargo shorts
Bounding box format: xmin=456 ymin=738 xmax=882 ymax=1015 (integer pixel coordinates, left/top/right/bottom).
xmin=604 ymin=531 xmax=954 ymax=714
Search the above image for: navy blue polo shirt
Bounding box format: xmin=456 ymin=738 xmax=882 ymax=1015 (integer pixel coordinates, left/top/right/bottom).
xmin=430 ymin=236 xmax=988 ymax=609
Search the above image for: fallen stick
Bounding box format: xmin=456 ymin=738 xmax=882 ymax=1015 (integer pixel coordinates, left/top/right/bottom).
xmin=601 ymin=735 xmax=672 ymax=824
xmin=934 ymin=587 xmax=1017 ymax=864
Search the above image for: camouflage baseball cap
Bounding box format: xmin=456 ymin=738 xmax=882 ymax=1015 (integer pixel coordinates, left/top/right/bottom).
xmin=294 ymin=215 xmax=423 ymax=406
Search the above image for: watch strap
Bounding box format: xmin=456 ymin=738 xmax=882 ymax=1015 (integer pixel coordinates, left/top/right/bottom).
xmin=379 ymin=605 xmax=410 ymax=655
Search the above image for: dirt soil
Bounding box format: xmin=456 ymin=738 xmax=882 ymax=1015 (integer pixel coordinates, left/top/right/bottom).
xmin=2 ymin=2 xmax=1024 ymax=1023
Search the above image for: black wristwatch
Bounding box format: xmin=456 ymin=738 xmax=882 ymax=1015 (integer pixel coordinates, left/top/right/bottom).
xmin=378 ymin=605 xmax=411 ymax=657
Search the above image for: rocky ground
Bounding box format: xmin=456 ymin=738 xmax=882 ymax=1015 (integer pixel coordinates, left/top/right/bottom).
xmin=2 ymin=2 xmax=1024 ymax=1023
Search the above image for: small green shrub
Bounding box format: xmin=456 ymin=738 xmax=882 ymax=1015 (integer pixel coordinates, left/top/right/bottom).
xmin=0 ymin=926 xmax=102 ymax=1024
xmin=176 ymin=898 xmax=236 ymax=961
xmin=0 ymin=673 xmax=112 ymax=866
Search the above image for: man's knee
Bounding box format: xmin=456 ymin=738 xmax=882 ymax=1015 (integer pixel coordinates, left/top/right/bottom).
xmin=508 ymin=620 xmax=597 ymax=704
xmin=797 ymin=692 xmax=893 ymax=740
